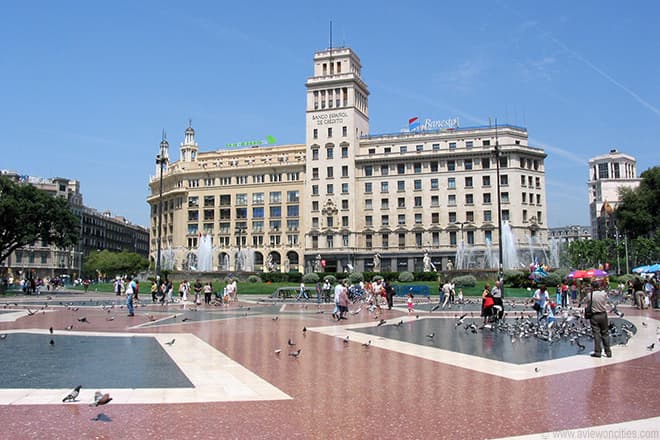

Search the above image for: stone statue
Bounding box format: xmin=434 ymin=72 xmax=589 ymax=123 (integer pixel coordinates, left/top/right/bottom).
xmin=423 ymin=249 xmax=434 ymax=272
xmin=446 ymin=260 xmax=454 ymax=271
xmin=284 ymin=258 xmax=290 ymax=273
xmin=313 ymin=254 xmax=323 ymax=272
xmin=264 ymin=254 xmax=273 ymax=273
xmin=373 ymin=252 xmax=381 ymax=272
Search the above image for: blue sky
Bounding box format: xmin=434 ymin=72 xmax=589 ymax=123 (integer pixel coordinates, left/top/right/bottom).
xmin=2 ymin=1 xmax=659 ymax=228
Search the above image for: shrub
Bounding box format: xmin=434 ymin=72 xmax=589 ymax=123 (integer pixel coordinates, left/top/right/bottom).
xmin=247 ymin=275 xmax=262 ymax=283
xmin=398 ymin=271 xmax=415 ymax=282
xmin=503 ymin=270 xmax=528 ymax=288
xmin=544 ymin=272 xmax=562 ymax=287
xmin=323 ymin=275 xmax=337 ymax=285
xmin=348 ymin=272 xmax=364 ymax=284
xmin=302 ymin=272 xmax=320 ymax=284
xmin=371 ymin=275 xmax=384 ymax=282
xmin=413 ymin=271 xmax=439 ymax=281
xmin=451 ymin=274 xmax=477 ymax=288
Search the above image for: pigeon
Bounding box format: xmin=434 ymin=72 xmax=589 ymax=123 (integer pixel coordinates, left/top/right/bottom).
xmin=49 ymin=339 xmax=55 ymax=346
xmin=65 ymin=325 xmax=74 ymax=331
xmin=377 ymin=319 xmax=386 ymax=327
xmin=0 ymin=334 xmax=7 ymax=340
xmin=534 ymin=367 xmax=540 ymax=373
xmin=350 ymin=307 xmax=362 ymax=315
xmin=362 ymin=340 xmax=371 ymax=347
xmin=302 ymin=327 xmax=307 ymax=333
xmin=165 ymin=338 xmax=176 ymax=346
xmin=288 ymin=349 xmax=302 ymax=358
xmin=63 ymin=385 xmax=82 ymax=402
xmin=91 ymin=413 xmax=112 ymax=422
xmin=343 ymin=336 xmax=350 ymax=344
xmin=77 ymin=317 xmax=88 ymax=323
xmin=288 ymin=338 xmax=296 ymax=346
xmin=93 ymin=391 xmax=112 ymax=406
xmin=431 ymin=304 xmax=441 ymax=312
xmin=394 ymin=320 xmax=404 ymax=327
xmin=576 ymin=339 xmax=586 ymax=351
xmin=274 ymin=349 xmax=282 ymax=355
xmin=26 ymin=308 xmax=36 ymax=316
xmin=181 ymin=317 xmax=190 ymax=322
xmin=426 ymin=332 xmax=435 ymax=339
xmin=106 ymin=316 xmax=115 ymax=321
xmin=642 ymin=322 xmax=648 ymax=327
xmin=647 ymin=343 xmax=655 ymax=351
xmin=49 ymin=327 xmax=53 ymax=334
xmin=272 ymin=316 xmax=279 ymax=321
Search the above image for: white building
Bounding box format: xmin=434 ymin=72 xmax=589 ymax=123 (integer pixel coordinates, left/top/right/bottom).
xmin=148 ymin=46 xmax=549 ymax=274
xmin=587 ymin=149 xmax=640 ymax=240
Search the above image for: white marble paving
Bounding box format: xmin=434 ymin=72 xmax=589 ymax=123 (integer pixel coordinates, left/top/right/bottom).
xmin=0 ymin=329 xmax=291 ymax=405
xmin=309 ymin=315 xmax=660 ymax=381
xmin=498 ymin=416 xmax=660 ymax=439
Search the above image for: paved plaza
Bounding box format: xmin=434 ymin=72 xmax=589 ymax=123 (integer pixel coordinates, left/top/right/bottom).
xmin=0 ymin=292 xmax=658 ymax=439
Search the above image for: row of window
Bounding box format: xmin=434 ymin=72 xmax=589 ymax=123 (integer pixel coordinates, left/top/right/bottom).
xmin=312 ymin=87 xmax=349 ymax=110
xmin=308 ymin=230 xmax=493 ymax=250
xmin=187 ymin=205 xmax=301 ymax=221
xmin=186 ymin=191 xmax=300 ymax=208
xmin=181 ymin=172 xmax=301 ymax=189
xmin=312 ymin=126 xmax=349 ymax=139
xmin=310 ymin=144 xmax=350 ymax=160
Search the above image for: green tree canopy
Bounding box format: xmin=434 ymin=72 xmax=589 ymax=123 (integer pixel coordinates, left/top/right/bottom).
xmin=83 ymin=250 xmax=149 ymax=278
xmin=0 ymin=176 xmax=80 ymax=264
xmin=616 ymin=166 xmax=659 ymax=239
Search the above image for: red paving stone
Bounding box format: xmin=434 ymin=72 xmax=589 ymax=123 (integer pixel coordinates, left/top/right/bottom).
xmin=0 ymin=296 xmax=658 ymax=439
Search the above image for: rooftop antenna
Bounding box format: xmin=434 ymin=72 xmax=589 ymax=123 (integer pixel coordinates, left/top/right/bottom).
xmin=188 ymin=118 xmax=192 ymax=128
xmin=329 ymin=20 xmax=333 ymax=51
xmin=162 ymin=129 xmax=167 ymax=141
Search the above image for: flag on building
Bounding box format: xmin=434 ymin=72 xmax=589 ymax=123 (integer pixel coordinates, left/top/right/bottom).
xmin=408 ymin=117 xmax=420 ymax=131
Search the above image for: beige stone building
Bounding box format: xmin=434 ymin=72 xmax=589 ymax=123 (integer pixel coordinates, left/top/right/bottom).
xmin=587 ymin=149 xmax=640 ymax=240
xmin=148 ymin=46 xmax=549 ymax=274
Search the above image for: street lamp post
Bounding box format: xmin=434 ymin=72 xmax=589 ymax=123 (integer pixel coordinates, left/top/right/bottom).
xmin=494 ymin=126 xmax=504 ymax=283
xmin=155 ymin=133 xmax=169 ymax=281
xmin=614 ymin=224 xmax=621 ymax=275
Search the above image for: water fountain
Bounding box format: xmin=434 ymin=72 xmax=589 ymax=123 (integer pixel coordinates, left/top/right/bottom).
xmin=235 ymin=248 xmax=256 ymax=272
xmin=196 ymin=235 xmax=213 ymax=272
xmin=161 ymin=246 xmax=176 ymax=271
xmin=548 ymin=238 xmax=561 ymax=268
xmin=455 ymin=241 xmax=475 ymax=270
xmin=501 ymin=221 xmax=521 ymax=270
xmin=484 ymin=239 xmax=496 ymax=270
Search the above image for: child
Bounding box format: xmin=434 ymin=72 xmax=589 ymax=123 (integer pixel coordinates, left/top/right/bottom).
xmin=457 ymin=288 xmax=464 ymax=303
xmin=407 ymin=292 xmax=414 ymax=313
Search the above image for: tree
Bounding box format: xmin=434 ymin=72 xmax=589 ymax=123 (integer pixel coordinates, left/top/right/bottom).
xmin=616 ymin=166 xmax=659 ymax=239
xmin=83 ymin=250 xmax=149 ymax=279
xmin=0 ymin=176 xmax=80 ymax=264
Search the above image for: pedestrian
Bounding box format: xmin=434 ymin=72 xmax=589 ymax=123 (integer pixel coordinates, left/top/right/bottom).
xmin=204 ymin=282 xmax=213 ymax=304
xmin=407 ymin=292 xmax=415 ymax=313
xmin=437 ymin=280 xmax=445 ymax=306
xmin=338 ymin=281 xmax=350 ymax=320
xmin=323 ymin=279 xmax=331 ymax=303
xmin=125 ymin=276 xmax=136 ymax=317
xmin=193 ymin=279 xmax=203 ymax=305
xmin=333 ymin=281 xmax=343 ymax=320
xmin=586 ymin=281 xmax=611 ymax=358
xmin=316 ymin=281 xmax=322 ymax=304
xmin=491 ymin=280 xmax=504 ymax=320
xmin=481 ymin=284 xmax=494 ymax=323
xmin=385 ymin=281 xmax=395 ymax=310
xmin=296 ymin=281 xmax=308 ymax=301
xmin=114 ymin=277 xmax=122 ymax=296
xmin=151 ymin=280 xmax=158 ymax=303
xmin=532 ymin=285 xmax=549 ymax=322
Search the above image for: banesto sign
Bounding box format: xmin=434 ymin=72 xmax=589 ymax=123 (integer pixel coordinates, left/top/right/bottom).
xmin=312 ymin=111 xmax=348 ymax=126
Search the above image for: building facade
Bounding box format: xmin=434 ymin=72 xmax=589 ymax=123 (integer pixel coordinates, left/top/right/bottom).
xmin=548 ymin=225 xmax=592 ymax=244
xmin=148 ymin=46 xmax=549 ymax=274
xmin=587 ymin=149 xmax=640 ymax=240
xmin=1 ymin=170 xmax=149 ymax=281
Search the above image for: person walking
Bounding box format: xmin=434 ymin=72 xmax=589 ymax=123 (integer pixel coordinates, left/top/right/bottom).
xmin=385 ymin=281 xmax=395 ymax=310
xmin=125 ymin=276 xmax=136 ymax=317
xmin=296 ymin=281 xmax=308 ymax=301
xmin=193 ymin=279 xmax=203 ymax=305
xmin=338 ymin=282 xmax=350 ymax=320
xmin=587 ymin=281 xmax=611 ymax=358
xmin=491 ymin=281 xmax=504 ymax=320
xmin=203 ymin=282 xmax=213 ymax=304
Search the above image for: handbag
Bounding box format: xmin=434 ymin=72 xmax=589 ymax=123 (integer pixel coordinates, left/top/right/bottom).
xmin=584 ymin=291 xmax=593 ymax=319
xmin=484 ymin=295 xmax=494 ymax=308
